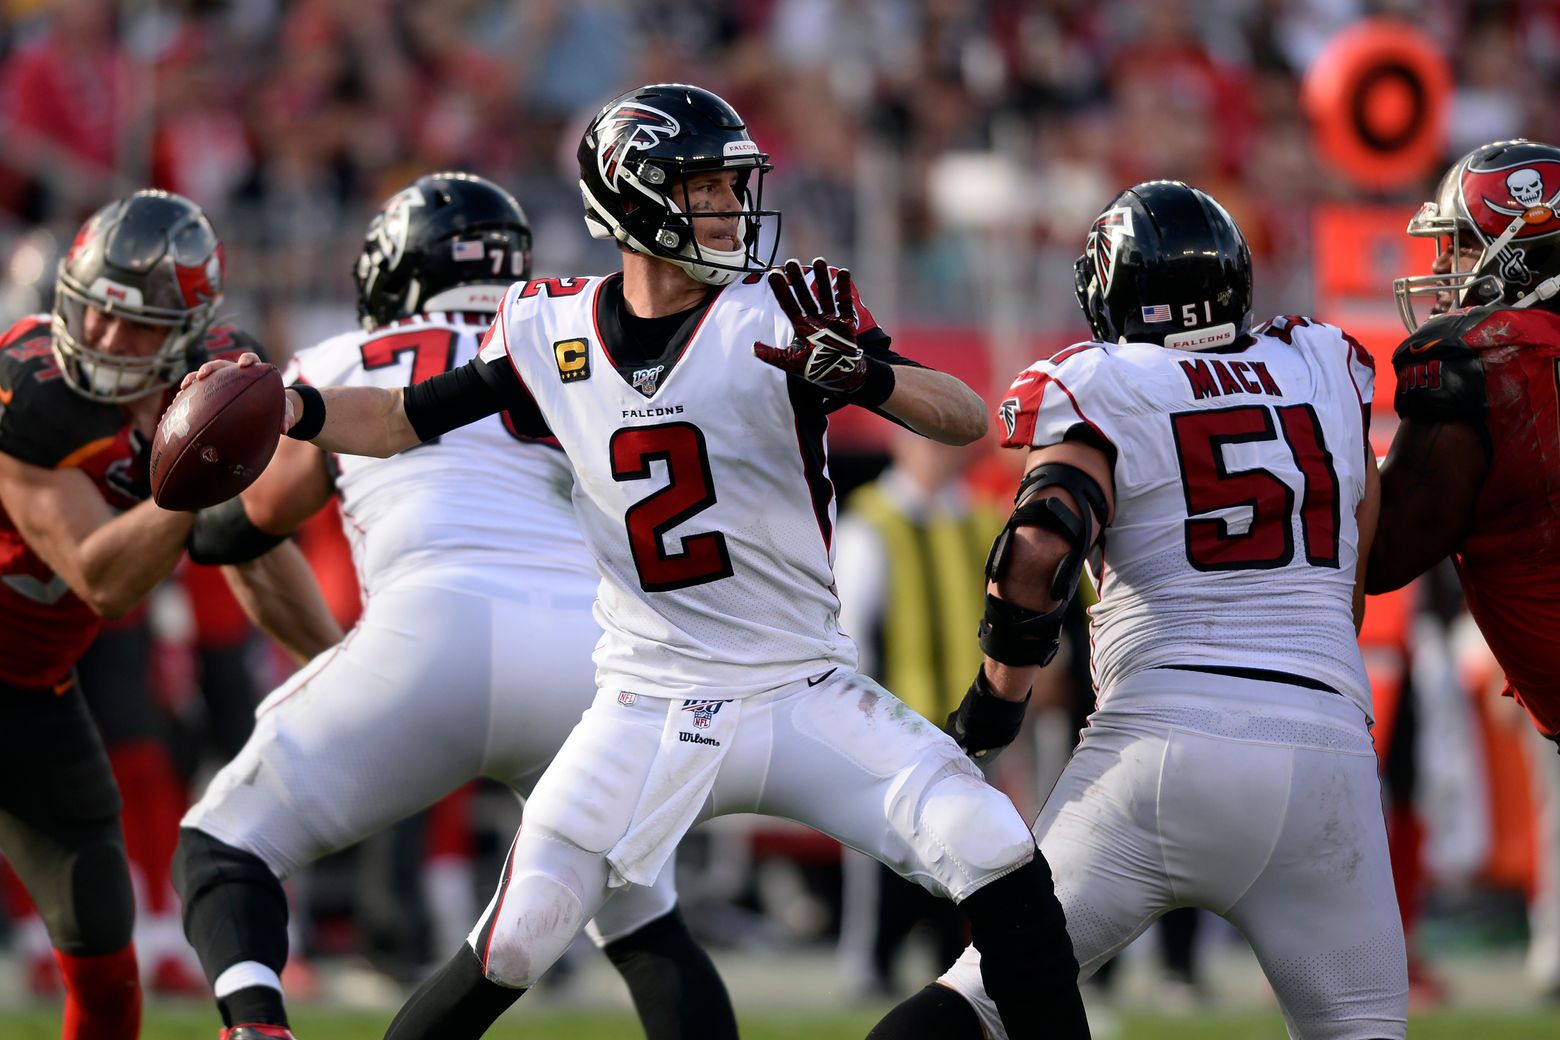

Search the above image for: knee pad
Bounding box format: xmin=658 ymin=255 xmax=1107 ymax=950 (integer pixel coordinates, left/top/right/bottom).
xmin=49 ymin=838 xmax=134 ymax=955
xmin=917 ymin=769 xmax=1036 ymax=900
xmin=476 ymin=871 xmax=587 ymax=989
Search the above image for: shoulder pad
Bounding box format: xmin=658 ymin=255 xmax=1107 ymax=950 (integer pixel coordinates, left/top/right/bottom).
xmin=1252 ymin=314 xmax=1315 ymax=344
xmin=514 ymin=277 xmax=592 ymax=303
xmin=1390 ymin=310 xmax=1487 ymax=426
xmin=1043 ymin=341 xmax=1104 ymax=369
xmin=0 ymin=318 xmax=120 ymax=468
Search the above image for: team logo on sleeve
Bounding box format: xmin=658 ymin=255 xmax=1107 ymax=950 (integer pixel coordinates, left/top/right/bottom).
xmin=554 ymin=339 xmax=591 ymax=383
xmin=998 ymin=397 xmax=1020 ymax=440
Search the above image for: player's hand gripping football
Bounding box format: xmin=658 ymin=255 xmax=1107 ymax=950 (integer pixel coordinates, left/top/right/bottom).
xmin=182 ymin=351 xmax=296 ymax=431
xmin=753 ymin=258 xmax=868 ymax=394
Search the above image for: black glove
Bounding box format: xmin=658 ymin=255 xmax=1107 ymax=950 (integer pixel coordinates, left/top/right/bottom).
xmin=753 ymin=258 xmax=894 ymax=404
xmin=944 ymin=667 xmax=1031 ymax=762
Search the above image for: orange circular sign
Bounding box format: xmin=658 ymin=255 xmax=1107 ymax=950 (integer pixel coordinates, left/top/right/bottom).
xmin=1302 ymin=20 xmax=1451 ymax=191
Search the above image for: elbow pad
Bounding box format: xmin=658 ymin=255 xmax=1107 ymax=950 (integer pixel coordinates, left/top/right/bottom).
xmin=188 ymin=497 xmax=288 ymax=565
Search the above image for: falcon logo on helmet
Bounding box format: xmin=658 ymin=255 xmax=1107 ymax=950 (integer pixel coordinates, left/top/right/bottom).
xmin=371 ymin=188 xmax=427 ymax=272
xmin=1088 ymin=207 xmax=1135 ymax=298
xmin=595 ymin=103 xmax=681 ymax=188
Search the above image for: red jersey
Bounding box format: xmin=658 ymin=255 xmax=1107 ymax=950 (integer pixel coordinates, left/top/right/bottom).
xmin=1392 ymin=305 xmax=1560 ymax=736
xmin=0 ymin=316 xmax=264 ymax=689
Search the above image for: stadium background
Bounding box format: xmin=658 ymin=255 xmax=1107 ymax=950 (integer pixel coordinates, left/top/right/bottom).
xmin=3 ymin=0 xmax=1560 ymax=1036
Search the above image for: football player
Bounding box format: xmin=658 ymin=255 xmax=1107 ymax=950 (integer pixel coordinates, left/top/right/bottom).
xmin=186 ymin=84 xmax=1090 ymax=1039
xmin=1369 ymin=139 xmax=1560 ymax=747
xmin=0 ymin=191 xmax=330 ymax=1040
xmin=870 ymin=181 xmax=1407 ymax=1040
xmin=172 ymin=171 xmax=739 ymax=1040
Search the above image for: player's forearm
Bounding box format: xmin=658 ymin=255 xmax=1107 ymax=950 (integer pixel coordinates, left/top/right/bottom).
xmin=77 ymin=501 xmax=195 ymax=617
xmin=982 ymin=658 xmax=1041 ymax=702
xmin=288 ymin=385 xmax=421 ymax=458
xmin=222 ymin=541 xmax=344 ymax=664
xmin=879 ymin=367 xmax=988 ymax=445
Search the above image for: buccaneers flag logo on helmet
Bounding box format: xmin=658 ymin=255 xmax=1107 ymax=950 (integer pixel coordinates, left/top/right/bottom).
xmin=595 ymin=103 xmax=681 ymax=188
xmin=1464 ymin=158 xmax=1560 ymax=241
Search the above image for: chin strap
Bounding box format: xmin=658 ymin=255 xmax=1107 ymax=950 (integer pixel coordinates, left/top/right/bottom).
xmin=1513 ymin=274 xmax=1560 ymax=309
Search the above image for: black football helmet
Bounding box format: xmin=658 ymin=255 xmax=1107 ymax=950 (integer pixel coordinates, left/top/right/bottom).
xmin=577 ymin=83 xmax=778 ymax=285
xmin=1073 ymin=180 xmax=1253 ymax=350
xmin=1393 ymin=139 xmax=1560 ymax=330
xmin=52 ymin=190 xmax=223 ymax=403
xmin=354 ymin=172 xmax=532 ymax=331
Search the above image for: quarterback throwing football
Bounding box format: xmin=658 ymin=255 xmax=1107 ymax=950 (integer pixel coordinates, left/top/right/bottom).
xmin=187 ymin=83 xmax=1089 ymax=1039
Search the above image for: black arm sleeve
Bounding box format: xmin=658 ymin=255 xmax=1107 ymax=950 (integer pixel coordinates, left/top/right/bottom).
xmin=860 ymin=327 xmax=926 ymax=371
xmin=188 ymin=497 xmax=289 ymax=565
xmin=402 ymin=356 xmax=550 ymax=441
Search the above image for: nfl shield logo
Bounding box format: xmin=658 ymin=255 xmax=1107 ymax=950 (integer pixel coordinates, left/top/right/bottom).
xmin=682 ymin=699 xmax=727 ymax=729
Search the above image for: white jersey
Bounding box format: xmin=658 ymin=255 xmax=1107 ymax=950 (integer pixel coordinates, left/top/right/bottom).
xmin=286 ymin=312 xmax=594 ymax=596
xmin=479 ymin=273 xmax=867 ymax=700
xmin=997 ymin=315 xmax=1375 ymax=717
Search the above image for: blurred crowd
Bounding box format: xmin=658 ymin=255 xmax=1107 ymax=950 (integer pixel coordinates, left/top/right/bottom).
xmin=4 ymin=0 xmax=1560 ymax=351
xmin=4 ymin=0 xmax=1560 ymax=1017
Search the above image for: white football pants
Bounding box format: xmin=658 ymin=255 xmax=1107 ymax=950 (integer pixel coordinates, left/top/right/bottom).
xmin=939 ymin=668 xmax=1408 ymax=1040
xmin=468 ymin=668 xmax=1038 ymax=988
xmin=182 ymin=568 xmax=678 ymax=945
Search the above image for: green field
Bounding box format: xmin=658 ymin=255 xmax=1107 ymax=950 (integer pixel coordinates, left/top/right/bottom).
xmin=4 ymin=1008 xmax=1560 ymax=1039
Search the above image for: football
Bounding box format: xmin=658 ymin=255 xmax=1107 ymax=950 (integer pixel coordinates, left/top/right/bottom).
xmin=150 ymin=363 xmax=285 ymax=511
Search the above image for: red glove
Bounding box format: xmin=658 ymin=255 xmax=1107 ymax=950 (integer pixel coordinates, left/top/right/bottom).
xmin=753 ymin=258 xmax=873 ymax=395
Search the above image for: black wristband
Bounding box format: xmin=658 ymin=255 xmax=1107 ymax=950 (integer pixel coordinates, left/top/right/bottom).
xmin=944 ymin=667 xmax=1032 ymax=761
xmin=849 ymin=357 xmax=896 ymax=408
xmin=286 ymin=383 xmax=326 ymax=440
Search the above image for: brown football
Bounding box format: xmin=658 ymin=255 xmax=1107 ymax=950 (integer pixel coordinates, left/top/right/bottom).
xmin=150 ymin=363 xmax=285 ymax=511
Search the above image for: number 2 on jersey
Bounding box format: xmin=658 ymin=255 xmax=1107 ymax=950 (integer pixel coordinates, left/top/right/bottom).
xmin=610 ymin=422 xmax=734 ymax=592
xmin=1171 ymin=403 xmax=1341 ymax=570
